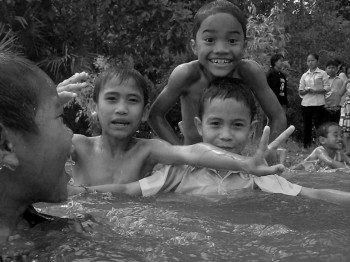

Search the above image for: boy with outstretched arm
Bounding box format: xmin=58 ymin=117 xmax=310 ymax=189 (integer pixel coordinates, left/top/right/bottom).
xmin=76 ymin=78 xmax=350 ymax=206
xmin=66 ymin=67 xmax=285 ymax=193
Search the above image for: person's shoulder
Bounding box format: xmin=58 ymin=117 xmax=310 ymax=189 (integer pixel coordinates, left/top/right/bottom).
xmin=236 ymin=59 xmax=264 ymax=74
xmin=73 ymin=134 xmax=100 ymax=151
xmin=171 ymin=60 xmax=202 ymax=82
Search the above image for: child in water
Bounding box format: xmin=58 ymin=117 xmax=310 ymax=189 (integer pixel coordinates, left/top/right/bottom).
xmin=68 ymin=68 xmax=286 ymax=192
xmin=292 ymin=122 xmax=350 ymax=171
xmin=148 ymin=0 xmax=286 ymax=146
xmin=74 ymin=78 xmax=350 ymax=206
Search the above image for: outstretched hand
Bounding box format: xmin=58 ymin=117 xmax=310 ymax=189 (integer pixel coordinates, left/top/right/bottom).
xmin=246 ymin=125 xmax=295 ymax=176
xmin=57 ymin=72 xmax=89 ymax=106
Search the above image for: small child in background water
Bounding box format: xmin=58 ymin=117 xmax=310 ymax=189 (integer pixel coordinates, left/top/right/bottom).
xmin=292 ymin=122 xmax=350 ymax=171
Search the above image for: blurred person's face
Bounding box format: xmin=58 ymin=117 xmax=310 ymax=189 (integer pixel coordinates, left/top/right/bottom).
xmin=307 ymin=55 xmax=318 ymax=70
xmin=8 ymin=69 xmax=73 ymax=204
xmin=326 ymin=65 xmax=337 ymax=78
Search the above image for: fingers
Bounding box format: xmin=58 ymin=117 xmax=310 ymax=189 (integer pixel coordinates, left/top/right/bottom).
xmin=258 ymin=126 xmax=270 ymax=152
xmin=59 ymin=91 xmax=77 ymax=106
xmin=271 ymin=164 xmax=285 ymax=174
xmin=57 ymin=82 xmax=88 ymax=93
xmin=268 ymin=125 xmax=295 ymax=150
xmin=57 ymin=72 xmax=89 ymax=88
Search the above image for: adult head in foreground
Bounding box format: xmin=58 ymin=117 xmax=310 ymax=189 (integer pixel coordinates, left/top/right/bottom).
xmin=0 ymin=51 xmax=73 ymax=243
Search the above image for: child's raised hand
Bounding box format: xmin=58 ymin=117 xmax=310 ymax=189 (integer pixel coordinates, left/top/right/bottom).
xmin=246 ymin=126 xmax=295 ymax=176
xmin=57 ymin=72 xmax=89 ymax=106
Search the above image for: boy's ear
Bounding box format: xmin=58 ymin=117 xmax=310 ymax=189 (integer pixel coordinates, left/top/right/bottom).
xmin=319 ymin=136 xmax=326 ymax=145
xmin=0 ymin=124 xmax=19 ymax=170
xmin=142 ymin=104 xmax=150 ymax=122
xmin=190 ymin=39 xmax=197 ymax=56
xmin=194 ymin=117 xmax=203 ymax=137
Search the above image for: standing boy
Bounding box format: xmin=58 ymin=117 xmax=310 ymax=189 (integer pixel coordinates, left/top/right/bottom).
xmin=148 ymin=0 xmax=286 ymax=146
xmin=324 ymin=59 xmax=345 ymax=123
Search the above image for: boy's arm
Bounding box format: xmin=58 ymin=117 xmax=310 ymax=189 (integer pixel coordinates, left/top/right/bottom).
xmin=67 ymin=182 xmax=142 ymax=196
xmin=148 ymin=64 xmax=198 ymax=145
xmin=237 ymin=60 xmax=286 ymax=141
xmin=316 ymin=148 xmax=346 ymax=169
xmin=148 ymin=126 xmax=294 ymax=177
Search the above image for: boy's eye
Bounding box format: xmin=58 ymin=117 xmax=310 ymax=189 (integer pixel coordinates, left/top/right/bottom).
xmin=106 ymin=96 xmax=116 ymax=101
xmin=228 ymin=39 xmax=237 ymax=44
xmin=128 ymin=97 xmax=141 ymax=103
xmin=204 ymin=37 xmax=214 ymax=43
xmin=233 ymin=122 xmax=244 ymax=128
xmin=209 ymin=121 xmax=220 ymax=127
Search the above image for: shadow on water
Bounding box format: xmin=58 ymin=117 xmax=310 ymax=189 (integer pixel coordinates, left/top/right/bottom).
xmin=1 ymin=169 xmax=350 ymax=261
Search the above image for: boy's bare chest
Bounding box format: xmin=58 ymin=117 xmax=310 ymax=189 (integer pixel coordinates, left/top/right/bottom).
xmin=77 ymin=150 xmax=153 ymax=185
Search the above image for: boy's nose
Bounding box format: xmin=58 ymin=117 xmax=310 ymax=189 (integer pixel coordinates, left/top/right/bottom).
xmin=219 ymin=127 xmax=233 ymax=141
xmin=214 ymin=41 xmax=229 ymax=53
xmin=115 ymin=101 xmax=128 ymax=114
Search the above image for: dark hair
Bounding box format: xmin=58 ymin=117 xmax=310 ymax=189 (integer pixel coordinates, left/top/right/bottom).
xmin=270 ymin=53 xmax=284 ymax=67
xmin=198 ymin=77 xmax=256 ymax=121
xmin=345 ymin=64 xmax=350 ymax=77
xmin=93 ymin=67 xmax=149 ymax=106
xmin=307 ymin=53 xmax=319 ymax=61
xmin=316 ymin=122 xmax=340 ymax=139
xmin=0 ymin=52 xmax=40 ymax=133
xmin=326 ymin=59 xmax=338 ymax=68
xmin=334 ymin=58 xmax=342 ymax=67
xmin=192 ymin=0 xmax=247 ymax=39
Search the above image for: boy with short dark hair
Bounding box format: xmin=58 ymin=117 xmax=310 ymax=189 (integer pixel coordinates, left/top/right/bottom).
xmin=75 ymin=78 xmax=350 ymax=206
xmin=325 ymin=59 xmax=345 ymax=123
xmin=292 ymin=122 xmax=350 ymax=170
xmin=68 ymin=68 xmax=286 ymax=193
xmin=148 ymin=0 xmax=286 ymax=146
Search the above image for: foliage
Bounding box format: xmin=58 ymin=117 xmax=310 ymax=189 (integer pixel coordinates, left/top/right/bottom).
xmin=1 ymin=0 xmax=350 ymax=141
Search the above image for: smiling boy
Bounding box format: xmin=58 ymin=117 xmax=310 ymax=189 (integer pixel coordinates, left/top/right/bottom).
xmin=148 ymin=0 xmax=286 ymax=146
xmin=78 ymin=78 xmax=350 ymax=206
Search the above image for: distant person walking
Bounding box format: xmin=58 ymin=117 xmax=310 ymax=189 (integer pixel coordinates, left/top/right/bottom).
xmin=299 ymin=53 xmax=330 ymax=149
xmin=267 ymin=54 xmax=288 ymax=113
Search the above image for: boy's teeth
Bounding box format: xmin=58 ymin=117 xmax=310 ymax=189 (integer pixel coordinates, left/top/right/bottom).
xmin=211 ymin=59 xmax=231 ymax=64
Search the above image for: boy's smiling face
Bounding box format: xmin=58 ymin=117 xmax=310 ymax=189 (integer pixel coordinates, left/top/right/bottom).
xmin=195 ymin=97 xmax=252 ymax=154
xmin=191 ymin=12 xmax=245 ymax=78
xmin=321 ymin=125 xmax=343 ymax=151
xmin=96 ymin=76 xmax=148 ymax=139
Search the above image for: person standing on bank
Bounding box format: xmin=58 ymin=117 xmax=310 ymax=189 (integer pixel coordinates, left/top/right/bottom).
xmin=299 ymin=53 xmax=330 ymax=149
xmin=267 ymin=54 xmax=288 ymax=114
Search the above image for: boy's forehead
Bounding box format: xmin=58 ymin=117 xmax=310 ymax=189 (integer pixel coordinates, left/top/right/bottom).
xmin=103 ymin=76 xmax=142 ymax=95
xmin=199 ymin=13 xmax=244 ymax=35
xmin=203 ymin=97 xmax=250 ymax=118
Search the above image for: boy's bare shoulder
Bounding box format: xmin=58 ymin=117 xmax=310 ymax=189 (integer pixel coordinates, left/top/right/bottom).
xmin=73 ymin=134 xmax=99 ymax=150
xmin=171 ymin=60 xmax=202 ymax=83
xmin=237 ymin=59 xmax=262 ymax=71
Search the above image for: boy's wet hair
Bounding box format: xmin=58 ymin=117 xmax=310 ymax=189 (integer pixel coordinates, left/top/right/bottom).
xmin=0 ymin=51 xmax=40 ymax=133
xmin=326 ymin=59 xmax=338 ymax=68
xmin=316 ymin=122 xmax=340 ymax=139
xmin=198 ymin=77 xmax=256 ymax=121
xmin=270 ymin=53 xmax=284 ymax=67
xmin=192 ymin=0 xmax=247 ymax=39
xmin=93 ymin=67 xmax=149 ymax=106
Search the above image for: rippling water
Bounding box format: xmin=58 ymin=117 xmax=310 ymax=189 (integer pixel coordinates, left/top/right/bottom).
xmin=1 ymin=170 xmax=350 ymax=261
